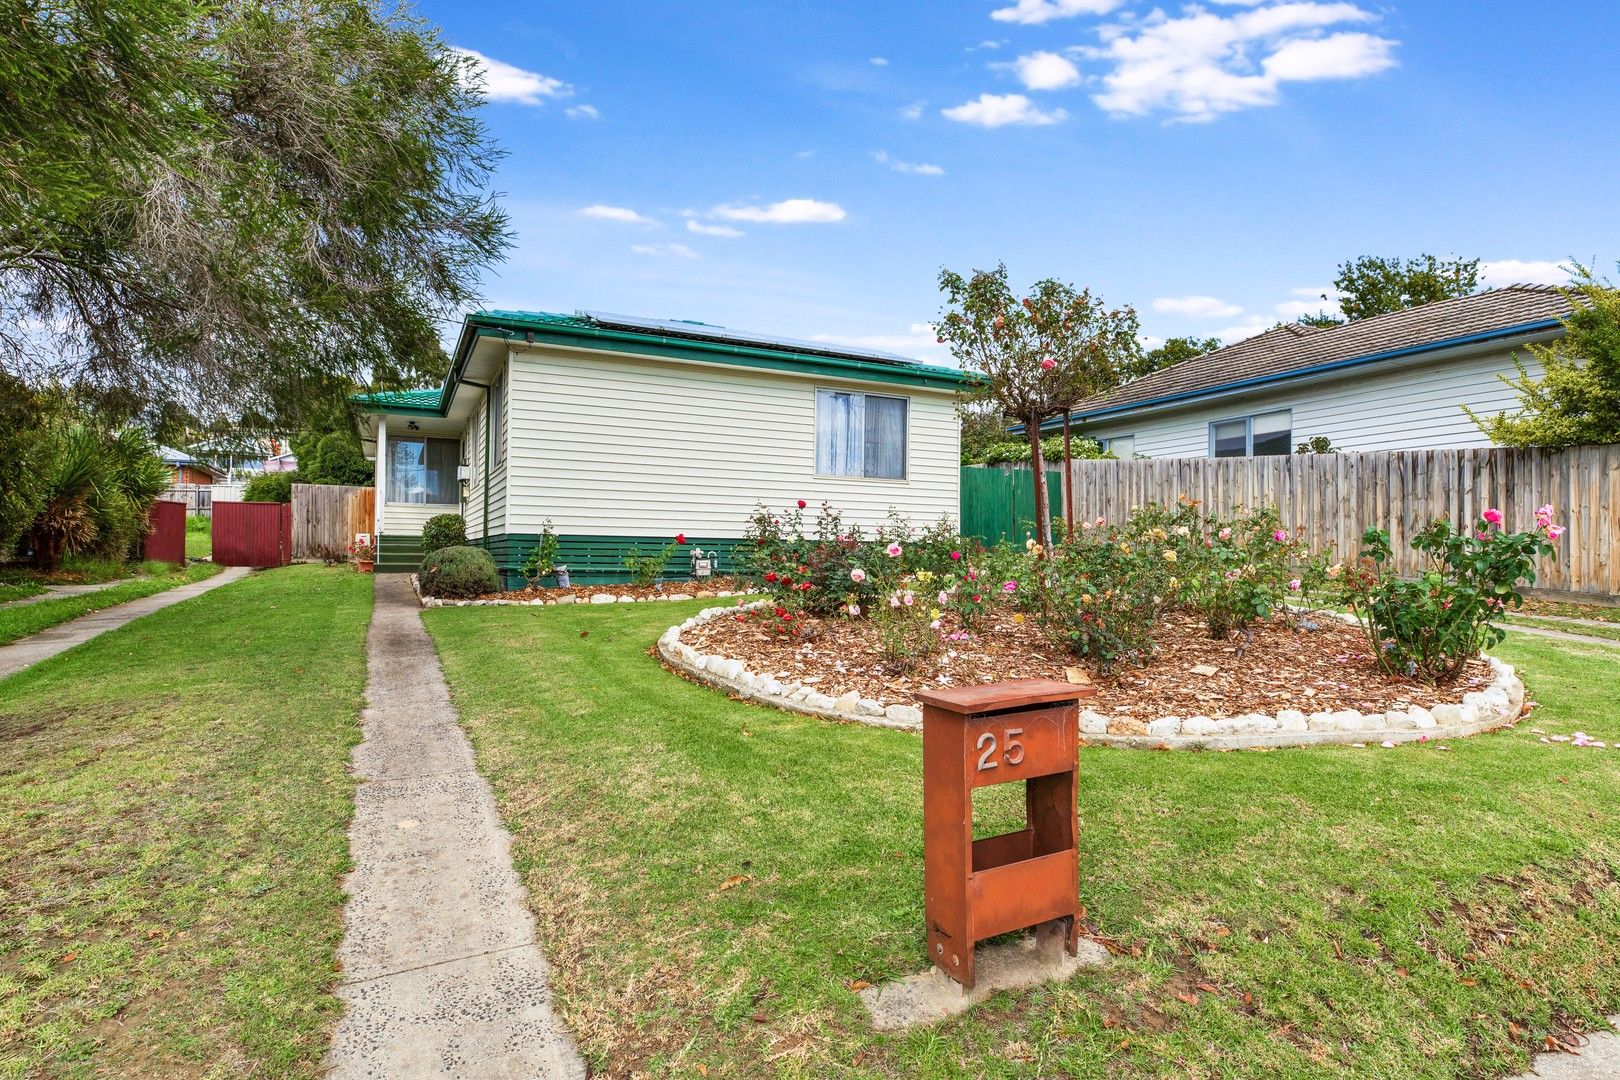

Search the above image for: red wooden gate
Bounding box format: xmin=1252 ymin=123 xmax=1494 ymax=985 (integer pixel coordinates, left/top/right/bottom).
xmin=212 ymin=502 xmax=293 ymax=567
xmin=145 ymin=499 xmax=186 ymax=565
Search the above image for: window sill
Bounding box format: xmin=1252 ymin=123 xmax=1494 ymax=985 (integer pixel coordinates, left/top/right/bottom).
xmin=811 ymin=473 xmax=910 ymax=484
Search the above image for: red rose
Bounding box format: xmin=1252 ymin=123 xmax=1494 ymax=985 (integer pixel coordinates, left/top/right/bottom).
xmin=797 ymin=499 xmax=807 ymax=509
xmin=774 ymin=607 xmax=786 ymax=617
xmin=972 ymin=594 xmax=982 ymax=603
xmin=675 ymin=533 xmax=686 ymax=545
xmin=765 ymin=572 xmax=778 ymax=582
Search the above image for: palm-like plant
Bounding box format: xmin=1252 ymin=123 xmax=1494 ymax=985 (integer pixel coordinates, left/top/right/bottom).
xmin=24 ymin=425 xmax=170 ymax=570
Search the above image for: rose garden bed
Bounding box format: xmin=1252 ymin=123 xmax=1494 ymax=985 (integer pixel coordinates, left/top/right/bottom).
xmin=663 ymin=604 xmax=1526 ymax=749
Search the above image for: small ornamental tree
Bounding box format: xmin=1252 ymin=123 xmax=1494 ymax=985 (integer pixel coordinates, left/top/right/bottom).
xmin=937 ymin=264 xmax=1139 ymax=549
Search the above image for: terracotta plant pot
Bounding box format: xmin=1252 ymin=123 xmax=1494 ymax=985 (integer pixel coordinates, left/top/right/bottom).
xmin=357 ymin=559 xmax=374 ymax=573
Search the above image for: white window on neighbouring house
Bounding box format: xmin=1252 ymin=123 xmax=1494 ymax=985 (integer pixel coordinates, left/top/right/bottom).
xmin=1210 ymin=409 xmax=1292 ymax=458
xmin=1101 ymin=434 xmax=1135 ymax=459
xmin=816 ymin=389 xmax=908 ymax=479
xmin=388 ymin=435 xmax=460 ymax=503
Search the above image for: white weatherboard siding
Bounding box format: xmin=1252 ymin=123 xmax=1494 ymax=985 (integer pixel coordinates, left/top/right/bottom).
xmin=1081 ymin=346 xmax=1544 ymax=458
xmin=503 ymin=345 xmax=960 ymax=537
xmin=459 ymin=360 xmax=510 ymax=541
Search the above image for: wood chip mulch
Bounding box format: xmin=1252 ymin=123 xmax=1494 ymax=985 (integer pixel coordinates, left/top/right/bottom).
xmin=485 ymin=576 xmax=751 ymax=603
xmin=685 ymin=608 xmax=1493 ymax=719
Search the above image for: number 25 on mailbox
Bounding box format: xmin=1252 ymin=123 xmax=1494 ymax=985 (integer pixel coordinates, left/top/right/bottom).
xmin=914 ymin=679 xmax=1093 ymax=990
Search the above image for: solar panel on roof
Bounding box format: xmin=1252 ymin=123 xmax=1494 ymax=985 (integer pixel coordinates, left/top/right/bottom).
xmin=578 ymin=309 xmax=921 ymax=366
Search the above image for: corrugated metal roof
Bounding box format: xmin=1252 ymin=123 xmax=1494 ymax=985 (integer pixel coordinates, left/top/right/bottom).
xmin=1072 ymin=285 xmax=1571 ymax=419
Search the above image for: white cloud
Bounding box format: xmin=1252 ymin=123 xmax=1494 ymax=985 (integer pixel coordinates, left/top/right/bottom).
xmin=579 ymin=204 xmax=652 ymax=225
xmin=1274 ymin=298 xmax=1333 ymax=319
xmin=811 ymin=323 xmax=953 ymax=364
xmin=711 ymin=198 xmax=847 ymax=224
xmin=992 ymin=0 xmax=1123 ymax=25
xmin=870 ymin=56 xmax=889 ymax=66
xmin=630 ymin=243 xmax=699 ymax=259
xmin=1014 ymin=51 xmax=1083 ymax=91
xmin=565 ymin=103 xmax=600 ymax=120
xmin=1153 ymin=295 xmax=1243 ymax=318
xmin=969 ymin=38 xmax=1009 ymax=51
xmin=450 ymin=46 xmax=572 ymax=106
xmin=794 ymin=148 xmax=817 ymax=159
xmin=1480 ymin=259 xmax=1570 ymax=287
xmin=942 ymin=92 xmax=1067 ymax=127
xmin=686 ymin=220 xmax=744 ymax=238
xmin=1086 ymin=3 xmax=1398 ymax=122
xmin=872 ymin=150 xmax=945 ymax=176
xmin=899 ymin=101 xmax=926 ymax=120
xmin=1213 ymin=317 xmax=1273 ymax=342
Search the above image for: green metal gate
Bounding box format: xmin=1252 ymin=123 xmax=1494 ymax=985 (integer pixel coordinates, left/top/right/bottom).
xmin=959 ymin=466 xmax=1063 ymax=547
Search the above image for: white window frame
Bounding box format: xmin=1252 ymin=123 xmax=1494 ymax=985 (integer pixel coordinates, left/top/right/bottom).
xmin=490 ymin=373 xmax=507 ymax=466
xmin=813 ymin=387 xmax=910 ymax=482
xmin=1100 ymin=434 xmax=1135 ymax=459
xmin=386 ymin=434 xmax=461 ymax=505
xmin=1208 ymin=409 xmax=1292 ymax=458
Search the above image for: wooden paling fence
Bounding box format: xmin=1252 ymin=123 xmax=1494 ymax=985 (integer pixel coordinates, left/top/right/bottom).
xmin=290 ymin=483 xmax=376 ymax=560
xmin=1058 ymin=445 xmax=1620 ymax=601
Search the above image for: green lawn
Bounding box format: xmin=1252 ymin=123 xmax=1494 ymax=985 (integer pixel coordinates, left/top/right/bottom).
xmin=185 ymin=518 xmax=212 ymax=560
xmin=0 ymin=556 xmax=149 ymax=604
xmin=426 ymin=602 xmax=1620 ymax=1079
xmin=0 ymin=564 xmax=371 ymax=1079
xmin=0 ymin=562 xmax=222 ymax=646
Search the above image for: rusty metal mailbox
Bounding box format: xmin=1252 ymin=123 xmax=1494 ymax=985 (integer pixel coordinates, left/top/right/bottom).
xmin=915 ymin=679 xmax=1094 ymax=989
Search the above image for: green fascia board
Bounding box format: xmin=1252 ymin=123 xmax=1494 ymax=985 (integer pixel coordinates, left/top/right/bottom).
xmin=353 ymin=311 xmax=977 ymax=418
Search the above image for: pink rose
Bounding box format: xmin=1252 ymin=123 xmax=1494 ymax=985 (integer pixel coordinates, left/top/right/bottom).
xmin=1040 ymin=357 xmax=1056 ymax=370
xmin=1288 ymin=578 xmax=1302 ymax=592
xmin=885 ymin=542 xmax=902 ymax=558
xmin=1547 ymin=524 xmax=1566 ymax=541
xmin=1217 ymin=527 xmax=1231 ymax=541
xmin=1482 ymin=507 xmax=1503 ymax=526
xmin=1002 ymin=580 xmax=1018 ymax=593
xmin=1273 ymin=529 xmax=1288 ymax=543
xmin=850 ymin=567 xmax=866 ymax=583
xmin=950 ymin=550 xmax=962 ymax=561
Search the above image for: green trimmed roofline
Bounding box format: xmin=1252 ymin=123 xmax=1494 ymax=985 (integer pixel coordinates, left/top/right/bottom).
xmin=353 ymin=309 xmax=976 ymax=416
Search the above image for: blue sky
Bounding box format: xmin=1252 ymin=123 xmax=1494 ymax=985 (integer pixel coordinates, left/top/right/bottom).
xmin=419 ymin=0 xmax=1619 ymax=365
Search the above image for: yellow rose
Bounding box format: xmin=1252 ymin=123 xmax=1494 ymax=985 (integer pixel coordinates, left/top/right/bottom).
xmin=1162 ymin=549 xmax=1177 ymax=562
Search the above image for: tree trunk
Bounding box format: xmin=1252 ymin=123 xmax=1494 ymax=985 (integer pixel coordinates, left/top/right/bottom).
xmin=1061 ymin=411 xmax=1074 ymax=540
xmin=1028 ymin=419 xmax=1053 ymax=552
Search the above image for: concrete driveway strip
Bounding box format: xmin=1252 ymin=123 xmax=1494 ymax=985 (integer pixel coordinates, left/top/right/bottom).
xmin=327 ymin=574 xmax=585 ymax=1079
xmin=1504 ymin=1017 xmax=1620 ymax=1080
xmin=0 ymin=567 xmax=251 ymax=682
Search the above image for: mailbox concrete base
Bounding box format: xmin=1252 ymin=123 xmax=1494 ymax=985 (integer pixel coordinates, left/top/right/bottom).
xmin=859 ymin=920 xmax=1110 ymax=1030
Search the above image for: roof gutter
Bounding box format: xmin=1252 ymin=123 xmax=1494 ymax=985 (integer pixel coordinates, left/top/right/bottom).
xmin=1036 ymin=318 xmax=1563 ymax=431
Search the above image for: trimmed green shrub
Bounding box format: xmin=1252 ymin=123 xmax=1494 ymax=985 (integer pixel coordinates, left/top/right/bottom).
xmin=418 ymin=545 xmax=498 ymax=599
xmin=243 ymin=471 xmax=297 ymax=502
xmin=422 ymin=514 xmax=466 ymax=553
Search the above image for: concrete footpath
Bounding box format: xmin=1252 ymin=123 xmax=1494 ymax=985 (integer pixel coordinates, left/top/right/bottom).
xmin=326 ymin=575 xmax=584 ymax=1079
xmin=1506 ymin=1017 xmax=1620 ymax=1080
xmin=0 ymin=579 xmax=126 ymax=608
xmin=0 ymin=567 xmax=251 ymax=682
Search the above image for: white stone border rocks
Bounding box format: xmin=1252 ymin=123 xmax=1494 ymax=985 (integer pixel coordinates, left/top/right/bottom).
xmin=658 ymin=603 xmax=1527 ymax=749
xmin=410 ymin=573 xmax=757 ymax=609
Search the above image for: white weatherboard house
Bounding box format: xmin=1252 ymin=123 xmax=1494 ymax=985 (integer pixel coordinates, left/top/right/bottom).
xmin=1058 ymin=286 xmax=1571 ymax=458
xmin=354 ymin=310 xmax=971 ymax=583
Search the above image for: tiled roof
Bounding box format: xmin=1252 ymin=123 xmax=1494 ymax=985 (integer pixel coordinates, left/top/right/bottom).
xmin=1071 ymin=286 xmax=1571 ymax=419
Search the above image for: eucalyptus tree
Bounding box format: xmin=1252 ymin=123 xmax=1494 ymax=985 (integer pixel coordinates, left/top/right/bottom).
xmin=1 ymin=0 xmax=512 ymax=429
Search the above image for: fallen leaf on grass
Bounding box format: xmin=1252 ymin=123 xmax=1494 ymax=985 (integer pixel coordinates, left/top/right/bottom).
xmin=579 ymin=630 xmax=589 ymax=639
xmin=1174 ymin=992 xmax=1200 ymax=1005
xmin=718 ymin=874 xmax=752 ymax=891
xmin=1196 ymin=982 xmax=1219 ymax=993
xmin=751 ymin=1011 xmax=768 ymax=1023
xmin=1213 ymin=927 xmax=1232 ymax=938
xmin=1459 ymin=978 xmax=1479 ymax=987
xmin=697 ymin=1065 xmax=709 ymax=1076
xmin=60 ymin=951 xmax=77 ymax=964
xmin=847 ymin=979 xmax=872 ymax=992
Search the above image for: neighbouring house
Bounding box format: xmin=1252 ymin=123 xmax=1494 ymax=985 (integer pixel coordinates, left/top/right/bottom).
xmin=159 ymin=446 xmax=226 ymax=486
xmin=1055 ymin=286 xmax=1572 ymax=458
xmin=353 ymin=310 xmax=972 ymax=584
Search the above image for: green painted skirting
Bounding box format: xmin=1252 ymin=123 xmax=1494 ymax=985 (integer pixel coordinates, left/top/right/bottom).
xmin=482 ymin=533 xmax=745 ymax=589
xmin=378 ymin=531 xmax=747 ymax=586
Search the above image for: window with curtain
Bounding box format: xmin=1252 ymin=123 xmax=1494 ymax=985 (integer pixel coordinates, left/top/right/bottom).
xmin=816 ymin=390 xmax=907 ymax=479
xmin=1210 ymin=409 xmax=1292 ymax=458
xmin=388 ymin=436 xmax=460 ymax=503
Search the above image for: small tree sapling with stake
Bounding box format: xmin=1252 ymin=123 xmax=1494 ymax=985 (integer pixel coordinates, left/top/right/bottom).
xmin=937 ymin=264 xmax=1140 ymax=549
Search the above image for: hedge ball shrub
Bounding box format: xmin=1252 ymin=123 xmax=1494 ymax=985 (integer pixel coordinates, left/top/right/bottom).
xmin=422 ymin=513 xmax=467 ymax=553
xmin=419 ymin=545 xmax=499 ymax=599
xmin=242 ymin=471 xmax=296 ymax=503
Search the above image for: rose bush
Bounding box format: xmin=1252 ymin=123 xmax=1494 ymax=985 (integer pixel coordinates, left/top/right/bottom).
xmin=1338 ymin=505 xmax=1561 ymax=682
